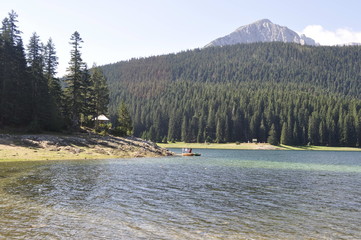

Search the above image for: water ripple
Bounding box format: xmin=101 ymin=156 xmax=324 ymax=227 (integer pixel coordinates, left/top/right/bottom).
xmin=1 ymin=150 xmax=361 ymax=239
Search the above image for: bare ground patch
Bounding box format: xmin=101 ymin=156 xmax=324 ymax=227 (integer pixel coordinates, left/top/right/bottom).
xmin=0 ymin=132 xmax=174 ymax=161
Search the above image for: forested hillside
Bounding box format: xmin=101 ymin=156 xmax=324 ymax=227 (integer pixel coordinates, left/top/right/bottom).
xmin=0 ymin=11 xmax=109 ymax=132
xmin=102 ymin=42 xmax=361 ymax=146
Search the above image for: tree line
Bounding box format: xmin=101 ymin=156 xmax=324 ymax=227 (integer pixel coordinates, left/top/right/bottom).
xmin=2 ymin=10 xmax=360 ymax=146
xmin=102 ymin=42 xmax=361 ymax=147
xmin=0 ymin=11 xmax=109 ymax=132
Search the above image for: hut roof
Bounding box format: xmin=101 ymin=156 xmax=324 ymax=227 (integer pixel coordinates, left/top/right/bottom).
xmin=94 ymin=114 xmax=109 ymax=121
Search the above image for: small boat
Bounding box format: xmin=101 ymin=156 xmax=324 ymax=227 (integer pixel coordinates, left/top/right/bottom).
xmin=181 ymin=152 xmax=201 ymax=156
xmin=181 ymin=148 xmax=201 ymax=156
xmin=182 ymin=152 xmax=195 ymax=156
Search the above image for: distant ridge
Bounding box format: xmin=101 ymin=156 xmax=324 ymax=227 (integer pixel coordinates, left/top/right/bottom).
xmin=338 ymin=42 xmax=361 ymax=46
xmin=205 ymin=19 xmax=318 ymax=47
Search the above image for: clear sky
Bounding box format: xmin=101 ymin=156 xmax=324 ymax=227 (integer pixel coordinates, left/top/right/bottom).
xmin=1 ymin=0 xmax=361 ymax=77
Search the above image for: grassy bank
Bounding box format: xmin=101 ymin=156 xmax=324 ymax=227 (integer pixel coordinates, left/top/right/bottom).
xmin=158 ymin=142 xmax=279 ymax=150
xmin=279 ymin=145 xmax=361 ymax=151
xmin=158 ymin=142 xmax=361 ymax=151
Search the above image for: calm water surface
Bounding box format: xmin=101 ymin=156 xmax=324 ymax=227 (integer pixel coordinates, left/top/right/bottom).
xmin=1 ymin=149 xmax=361 ymax=239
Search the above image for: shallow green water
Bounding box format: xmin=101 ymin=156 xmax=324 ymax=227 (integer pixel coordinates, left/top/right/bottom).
xmin=1 ymin=149 xmax=361 ymax=239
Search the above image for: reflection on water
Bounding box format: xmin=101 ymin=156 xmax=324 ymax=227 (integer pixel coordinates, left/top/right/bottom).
xmin=1 ymin=150 xmax=361 ymax=239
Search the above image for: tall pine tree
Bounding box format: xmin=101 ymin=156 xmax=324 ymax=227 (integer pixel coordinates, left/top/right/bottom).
xmin=26 ymin=32 xmax=51 ymax=130
xmin=0 ymin=11 xmax=31 ymax=127
xmin=43 ymin=37 xmax=63 ymax=130
xmin=90 ymin=64 xmax=109 ymax=129
xmin=116 ymin=101 xmax=133 ymax=136
xmin=64 ymin=31 xmax=85 ymax=129
xmin=267 ymin=123 xmax=278 ymax=145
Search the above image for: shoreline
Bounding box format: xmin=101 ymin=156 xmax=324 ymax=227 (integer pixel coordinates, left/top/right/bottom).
xmin=158 ymin=142 xmax=361 ymax=151
xmin=0 ymin=133 xmax=174 ymax=162
xmin=2 ymin=135 xmax=360 ymax=162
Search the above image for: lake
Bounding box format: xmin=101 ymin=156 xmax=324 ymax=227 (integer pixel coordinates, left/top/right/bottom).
xmin=1 ymin=149 xmax=361 ymax=239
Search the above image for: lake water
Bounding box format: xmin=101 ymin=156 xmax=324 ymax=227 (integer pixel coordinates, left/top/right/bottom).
xmin=1 ymin=149 xmax=361 ymax=239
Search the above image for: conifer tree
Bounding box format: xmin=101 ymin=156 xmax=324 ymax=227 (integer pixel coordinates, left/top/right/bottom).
xmin=232 ymin=109 xmax=242 ymax=142
xmin=167 ymin=111 xmax=177 ymax=142
xmin=280 ymin=122 xmax=290 ymax=145
xmin=267 ymin=123 xmax=278 ymax=145
xmin=318 ymin=120 xmax=327 ymax=146
xmin=292 ymin=121 xmax=300 ymax=145
xmin=327 ymin=118 xmax=338 ymax=146
xmin=0 ymin=11 xmax=31 ymax=126
xmin=308 ymin=113 xmax=320 ymax=145
xmin=80 ymin=63 xmax=92 ymax=125
xmin=216 ymin=117 xmax=225 ymax=143
xmin=259 ymin=118 xmax=267 ymax=142
xmin=44 ymin=38 xmax=61 ymax=102
xmin=356 ymin=112 xmax=361 ymax=147
xmin=27 ymin=32 xmax=54 ymax=130
xmin=189 ymin=115 xmax=199 ymax=142
xmin=181 ymin=115 xmax=189 ymax=142
xmin=224 ymin=115 xmax=231 ymax=142
xmin=116 ymin=101 xmax=133 ymax=136
xmin=340 ymin=113 xmax=356 ymax=146
xmin=0 ymin=32 xmax=3 ymax=123
xmin=205 ymin=107 xmax=215 ymax=142
xmin=43 ymin=38 xmax=63 ymax=130
xmin=250 ymin=113 xmax=260 ymax=140
xmin=197 ymin=116 xmax=204 ymax=143
xmin=64 ymin=31 xmax=85 ymax=129
xmin=90 ymin=64 xmax=109 ymax=129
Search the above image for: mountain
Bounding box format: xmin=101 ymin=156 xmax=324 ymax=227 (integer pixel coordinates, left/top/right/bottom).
xmin=101 ymin=42 xmax=361 ymax=146
xmin=205 ymin=19 xmax=318 ymax=47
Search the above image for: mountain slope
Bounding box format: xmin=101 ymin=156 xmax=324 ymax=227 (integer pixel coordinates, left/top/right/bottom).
xmin=205 ymin=19 xmax=317 ymax=47
xmin=101 ymin=43 xmax=361 ymax=146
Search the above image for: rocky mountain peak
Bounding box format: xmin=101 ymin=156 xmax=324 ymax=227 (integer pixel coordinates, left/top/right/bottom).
xmin=250 ymin=18 xmax=273 ymax=25
xmin=205 ymin=19 xmax=318 ymax=47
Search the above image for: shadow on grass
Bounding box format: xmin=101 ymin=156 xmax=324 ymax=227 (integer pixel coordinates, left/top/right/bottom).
xmin=279 ymin=144 xmax=314 ymax=150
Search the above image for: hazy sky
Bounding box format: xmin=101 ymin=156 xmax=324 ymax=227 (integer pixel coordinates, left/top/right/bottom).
xmin=1 ymin=0 xmax=361 ymax=76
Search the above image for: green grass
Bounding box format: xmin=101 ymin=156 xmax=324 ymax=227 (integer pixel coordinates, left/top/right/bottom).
xmin=280 ymin=144 xmax=361 ymax=151
xmin=158 ymin=142 xmax=361 ymax=151
xmin=158 ymin=142 xmax=279 ymax=150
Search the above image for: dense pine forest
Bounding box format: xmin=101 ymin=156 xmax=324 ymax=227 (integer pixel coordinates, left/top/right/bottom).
xmin=1 ymin=10 xmax=361 ymax=147
xmin=0 ymin=11 xmax=109 ymax=132
xmin=102 ymin=42 xmax=361 ymax=147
